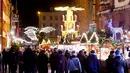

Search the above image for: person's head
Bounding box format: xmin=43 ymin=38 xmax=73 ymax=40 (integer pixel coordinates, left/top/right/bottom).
xmin=65 ymin=50 xmax=69 ymax=53
xmin=71 ymin=51 xmax=76 ymax=56
xmin=84 ymin=51 xmax=87 ymax=55
xmin=110 ymin=51 xmax=115 ymax=55
xmin=40 ymin=50 xmax=45 ymax=54
xmin=90 ymin=50 xmax=95 ymax=54
xmin=115 ymin=50 xmax=121 ymax=56
xmin=53 ymin=48 xmax=57 ymax=53
xmin=58 ymin=50 xmax=62 ymax=54
xmin=78 ymin=50 xmax=83 ymax=55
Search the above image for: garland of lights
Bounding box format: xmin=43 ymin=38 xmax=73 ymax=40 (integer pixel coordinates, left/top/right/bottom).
xmin=80 ymin=32 xmax=99 ymax=45
xmin=100 ymin=1 xmax=110 ymax=4
xmin=97 ymin=10 xmax=110 ymax=15
xmin=114 ymin=5 xmax=130 ymax=11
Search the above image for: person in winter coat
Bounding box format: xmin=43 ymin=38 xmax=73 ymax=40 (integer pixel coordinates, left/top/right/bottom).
xmin=67 ymin=51 xmax=82 ymax=73
xmin=8 ymin=47 xmax=18 ymax=73
xmin=2 ymin=49 xmax=8 ymax=73
xmin=37 ymin=50 xmax=48 ymax=73
xmin=84 ymin=50 xmax=100 ymax=73
xmin=23 ymin=47 xmax=37 ymax=73
xmin=18 ymin=50 xmax=24 ymax=73
xmin=113 ymin=50 xmax=128 ymax=73
xmin=65 ymin=50 xmax=71 ymax=73
xmin=58 ymin=50 xmax=67 ymax=73
xmin=77 ymin=50 xmax=86 ymax=73
xmin=106 ymin=51 xmax=115 ymax=73
xmin=49 ymin=48 xmax=60 ymax=73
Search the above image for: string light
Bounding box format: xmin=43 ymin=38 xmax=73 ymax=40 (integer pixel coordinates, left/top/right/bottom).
xmin=80 ymin=32 xmax=99 ymax=45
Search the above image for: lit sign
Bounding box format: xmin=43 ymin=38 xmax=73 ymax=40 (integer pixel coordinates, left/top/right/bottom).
xmin=115 ymin=0 xmax=130 ymax=8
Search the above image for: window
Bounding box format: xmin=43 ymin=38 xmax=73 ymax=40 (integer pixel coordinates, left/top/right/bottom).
xmin=55 ymin=24 xmax=58 ymax=28
xmin=43 ymin=23 xmax=45 ymax=27
xmin=55 ymin=16 xmax=58 ymax=20
xmin=60 ymin=16 xmax=63 ymax=20
xmin=43 ymin=16 xmax=46 ymax=20
xmin=50 ymin=23 xmax=52 ymax=26
xmin=50 ymin=16 xmax=53 ymax=20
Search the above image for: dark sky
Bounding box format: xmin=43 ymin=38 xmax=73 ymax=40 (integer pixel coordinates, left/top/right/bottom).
xmin=12 ymin=0 xmax=73 ymax=27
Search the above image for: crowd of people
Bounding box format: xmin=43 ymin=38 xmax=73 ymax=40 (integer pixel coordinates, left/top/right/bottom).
xmin=0 ymin=46 xmax=129 ymax=73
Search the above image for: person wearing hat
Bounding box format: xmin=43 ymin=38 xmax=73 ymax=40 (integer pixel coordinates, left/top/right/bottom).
xmin=113 ymin=50 xmax=128 ymax=73
xmin=84 ymin=50 xmax=100 ymax=73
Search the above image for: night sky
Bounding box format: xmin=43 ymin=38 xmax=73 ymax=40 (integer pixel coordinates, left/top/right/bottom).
xmin=12 ymin=0 xmax=73 ymax=27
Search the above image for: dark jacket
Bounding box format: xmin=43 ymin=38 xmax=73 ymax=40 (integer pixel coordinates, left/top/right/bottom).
xmin=77 ymin=54 xmax=86 ymax=73
xmin=23 ymin=48 xmax=37 ymax=71
xmin=106 ymin=55 xmax=115 ymax=73
xmin=37 ymin=51 xmax=48 ymax=68
xmin=49 ymin=52 xmax=60 ymax=67
xmin=113 ymin=56 xmax=128 ymax=73
xmin=2 ymin=50 xmax=9 ymax=63
xmin=59 ymin=54 xmax=67 ymax=72
xmin=37 ymin=51 xmax=48 ymax=72
xmin=8 ymin=48 xmax=18 ymax=65
xmin=85 ymin=53 xmax=100 ymax=73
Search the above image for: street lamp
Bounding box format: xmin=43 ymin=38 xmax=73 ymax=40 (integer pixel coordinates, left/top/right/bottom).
xmin=37 ymin=11 xmax=41 ymax=28
xmin=37 ymin=11 xmax=41 ymax=15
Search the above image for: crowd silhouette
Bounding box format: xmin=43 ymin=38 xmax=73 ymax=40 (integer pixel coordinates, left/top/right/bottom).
xmin=0 ymin=46 xmax=129 ymax=73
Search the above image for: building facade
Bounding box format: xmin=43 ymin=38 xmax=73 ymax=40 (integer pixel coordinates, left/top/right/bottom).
xmin=73 ymin=0 xmax=100 ymax=33
xmin=38 ymin=11 xmax=65 ymax=38
xmin=0 ymin=0 xmax=12 ymax=50
xmin=98 ymin=0 xmax=130 ymax=30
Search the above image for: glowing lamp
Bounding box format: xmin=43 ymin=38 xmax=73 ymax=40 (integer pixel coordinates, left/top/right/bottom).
xmin=77 ymin=25 xmax=79 ymax=31
xmin=37 ymin=11 xmax=41 ymax=15
xmin=61 ymin=25 xmax=63 ymax=31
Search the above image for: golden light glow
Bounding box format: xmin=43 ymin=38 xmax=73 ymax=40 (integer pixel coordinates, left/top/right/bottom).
xmin=54 ymin=6 xmax=84 ymax=11
xmin=37 ymin=11 xmax=41 ymax=15
xmin=55 ymin=6 xmax=84 ymax=41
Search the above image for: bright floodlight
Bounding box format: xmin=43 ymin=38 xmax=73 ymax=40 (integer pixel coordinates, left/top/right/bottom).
xmin=54 ymin=6 xmax=84 ymax=11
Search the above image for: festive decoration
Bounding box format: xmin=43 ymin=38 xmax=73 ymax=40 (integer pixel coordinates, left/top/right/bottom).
xmin=80 ymin=33 xmax=88 ymax=43
xmin=25 ymin=26 xmax=38 ymax=31
xmin=43 ymin=45 xmax=50 ymax=49
xmin=123 ymin=31 xmax=130 ymax=42
xmin=114 ymin=0 xmax=130 ymax=8
xmin=47 ymin=39 xmax=51 ymax=44
xmin=39 ymin=27 xmax=56 ymax=33
xmin=55 ymin=6 xmax=84 ymax=11
xmin=24 ymin=26 xmax=38 ymax=41
xmin=80 ymin=31 xmax=99 ymax=45
xmin=97 ymin=9 xmax=110 ymax=15
xmin=55 ymin=6 xmax=84 ymax=44
xmin=106 ymin=19 xmax=123 ymax=41
xmin=114 ymin=5 xmax=130 ymax=11
xmin=100 ymin=0 xmax=110 ymax=4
